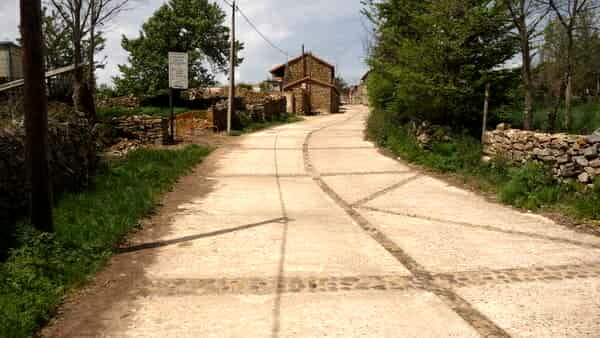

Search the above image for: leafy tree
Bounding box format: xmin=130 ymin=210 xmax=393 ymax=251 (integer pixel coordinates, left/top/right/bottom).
xmin=502 ymin=0 xmax=549 ymax=130
xmin=538 ymin=0 xmax=599 ymax=129
xmin=334 ymin=76 xmax=350 ymax=95
xmin=41 ymin=7 xmax=72 ymax=69
xmin=363 ymin=0 xmax=518 ymax=131
xmin=114 ymin=0 xmax=243 ymax=96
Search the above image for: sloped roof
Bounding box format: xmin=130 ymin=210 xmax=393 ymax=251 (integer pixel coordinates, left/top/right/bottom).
xmin=269 ymin=52 xmax=335 ymax=74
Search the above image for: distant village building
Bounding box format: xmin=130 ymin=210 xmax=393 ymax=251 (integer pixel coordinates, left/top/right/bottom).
xmin=349 ymin=71 xmax=370 ymax=105
xmin=0 ymin=42 xmax=23 ymax=83
xmin=270 ymin=52 xmax=340 ymax=115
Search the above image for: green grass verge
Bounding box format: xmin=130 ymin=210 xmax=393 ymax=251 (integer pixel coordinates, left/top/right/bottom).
xmin=367 ymin=110 xmax=600 ymax=220
xmin=97 ymin=106 xmax=189 ymax=119
xmin=234 ymin=112 xmax=304 ymax=135
xmin=0 ymin=145 xmax=211 ymax=337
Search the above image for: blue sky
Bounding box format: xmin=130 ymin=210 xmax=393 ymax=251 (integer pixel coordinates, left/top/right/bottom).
xmin=0 ymin=0 xmax=371 ymax=86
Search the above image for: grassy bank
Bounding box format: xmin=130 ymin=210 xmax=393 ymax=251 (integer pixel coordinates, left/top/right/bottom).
xmin=367 ymin=111 xmax=600 ymax=221
xmin=0 ymin=145 xmax=211 ymax=337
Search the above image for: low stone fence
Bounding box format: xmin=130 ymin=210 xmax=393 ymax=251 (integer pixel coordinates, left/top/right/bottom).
xmin=97 ymin=95 xmax=141 ymax=109
xmin=207 ymin=95 xmax=287 ymax=131
xmin=0 ymin=115 xmax=97 ymax=224
xmin=484 ymin=124 xmax=600 ymax=184
xmin=108 ymin=115 xmax=169 ymax=145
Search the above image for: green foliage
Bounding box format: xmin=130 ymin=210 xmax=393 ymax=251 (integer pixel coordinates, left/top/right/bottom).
xmin=334 ymin=76 xmax=350 ymax=95
xmin=368 ymin=108 xmax=600 ymax=219
xmin=96 ymin=106 xmax=189 ymax=119
xmin=363 ymin=0 xmax=518 ymax=130
xmin=499 ymin=162 xmax=568 ymax=210
xmin=0 ymin=145 xmax=211 ymax=337
xmin=114 ymin=0 xmax=244 ymax=96
xmin=574 ymin=178 xmax=600 ymax=219
xmin=503 ymin=102 xmax=600 ymax=134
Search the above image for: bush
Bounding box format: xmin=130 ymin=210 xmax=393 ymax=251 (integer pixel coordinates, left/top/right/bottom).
xmin=574 ymin=178 xmax=600 ymax=219
xmin=499 ymin=162 xmax=569 ymax=210
xmin=0 ymin=145 xmax=211 ymax=337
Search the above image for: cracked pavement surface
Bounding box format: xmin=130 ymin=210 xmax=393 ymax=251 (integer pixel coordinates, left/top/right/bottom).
xmin=43 ymin=105 xmax=600 ymax=337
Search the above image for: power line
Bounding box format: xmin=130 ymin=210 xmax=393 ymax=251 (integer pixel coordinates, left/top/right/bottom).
xmin=219 ymin=0 xmax=289 ymax=58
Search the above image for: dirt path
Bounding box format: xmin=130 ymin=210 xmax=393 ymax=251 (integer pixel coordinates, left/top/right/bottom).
xmin=43 ymin=105 xmax=600 ymax=337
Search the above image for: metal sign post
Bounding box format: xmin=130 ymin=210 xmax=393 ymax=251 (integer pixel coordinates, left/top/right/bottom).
xmin=168 ymin=52 xmax=189 ymax=144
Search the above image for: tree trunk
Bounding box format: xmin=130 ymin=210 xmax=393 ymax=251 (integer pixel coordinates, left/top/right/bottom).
xmin=564 ymin=30 xmax=574 ymax=131
xmin=71 ymin=7 xmax=96 ymax=121
xmin=522 ymin=36 xmax=534 ymax=130
xmin=21 ymin=0 xmax=54 ymax=232
xmin=565 ymin=73 xmax=572 ymax=130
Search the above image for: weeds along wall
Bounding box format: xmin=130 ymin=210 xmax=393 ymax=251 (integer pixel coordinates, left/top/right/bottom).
xmin=484 ymin=124 xmax=600 ymax=184
xmin=0 ymin=114 xmax=98 ymax=225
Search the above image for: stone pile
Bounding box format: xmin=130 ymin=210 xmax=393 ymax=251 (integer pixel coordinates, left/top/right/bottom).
xmin=108 ymin=115 xmax=169 ymax=145
xmin=97 ymin=95 xmax=141 ymax=109
xmin=0 ymin=114 xmax=97 ymax=224
xmin=246 ymin=95 xmax=286 ymax=122
xmin=413 ymin=121 xmax=452 ymax=149
xmin=484 ymin=124 xmax=600 ymax=184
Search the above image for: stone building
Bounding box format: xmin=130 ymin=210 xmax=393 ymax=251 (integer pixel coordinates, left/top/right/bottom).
xmin=270 ymin=52 xmax=340 ymax=114
xmin=349 ymin=71 xmax=369 ymax=105
xmin=0 ymin=42 xmax=23 ymax=83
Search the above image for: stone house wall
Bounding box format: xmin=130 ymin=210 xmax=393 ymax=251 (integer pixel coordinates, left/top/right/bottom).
xmin=484 ymin=124 xmax=600 ymax=184
xmin=309 ymin=82 xmax=334 ymax=114
xmin=275 ymin=53 xmax=339 ymax=114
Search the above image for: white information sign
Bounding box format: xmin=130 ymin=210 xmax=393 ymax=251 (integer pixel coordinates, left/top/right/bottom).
xmin=168 ymin=52 xmax=189 ymax=89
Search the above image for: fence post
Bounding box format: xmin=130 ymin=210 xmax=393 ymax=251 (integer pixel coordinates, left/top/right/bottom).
xmin=481 ymin=83 xmax=490 ymax=145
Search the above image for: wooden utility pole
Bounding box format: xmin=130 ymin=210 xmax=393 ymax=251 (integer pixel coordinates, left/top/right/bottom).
xmin=227 ymin=0 xmax=236 ymax=134
xmin=481 ymin=83 xmax=490 ymax=144
xmin=21 ymin=0 xmax=54 ymax=232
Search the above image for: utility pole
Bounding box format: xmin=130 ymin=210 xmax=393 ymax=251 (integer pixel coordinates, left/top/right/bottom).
xmin=227 ymin=0 xmax=236 ymax=134
xmin=21 ymin=0 xmax=54 ymax=232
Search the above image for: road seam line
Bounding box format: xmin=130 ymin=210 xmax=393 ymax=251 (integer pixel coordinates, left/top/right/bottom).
xmin=302 ymin=112 xmax=511 ymax=337
xmin=359 ymin=206 xmax=600 ymax=250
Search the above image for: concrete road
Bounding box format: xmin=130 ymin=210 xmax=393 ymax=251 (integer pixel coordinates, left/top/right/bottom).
xmin=44 ymin=105 xmax=600 ymax=337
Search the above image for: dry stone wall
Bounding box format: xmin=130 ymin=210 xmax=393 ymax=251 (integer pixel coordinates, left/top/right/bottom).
xmin=484 ymin=124 xmax=600 ymax=184
xmin=0 ymin=115 xmax=97 ymax=224
xmin=108 ymin=115 xmax=169 ymax=145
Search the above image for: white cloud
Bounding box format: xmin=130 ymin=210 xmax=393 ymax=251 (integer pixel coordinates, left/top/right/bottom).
xmin=0 ymin=0 xmax=369 ymax=86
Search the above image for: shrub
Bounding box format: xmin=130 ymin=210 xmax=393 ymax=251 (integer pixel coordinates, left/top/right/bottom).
xmin=499 ymin=162 xmax=569 ymax=210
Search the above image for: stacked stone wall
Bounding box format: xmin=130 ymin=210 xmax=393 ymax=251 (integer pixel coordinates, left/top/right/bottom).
xmin=484 ymin=124 xmax=600 ymax=184
xmin=108 ymin=115 xmax=169 ymax=145
xmin=0 ymin=115 xmax=97 ymax=224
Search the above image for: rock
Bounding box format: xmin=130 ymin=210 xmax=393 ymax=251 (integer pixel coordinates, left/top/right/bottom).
xmin=533 ymin=148 xmax=551 ymax=157
xmin=513 ymin=143 xmax=526 ymax=151
xmin=584 ymin=167 xmax=596 ymax=175
xmin=589 ymin=159 xmax=600 ymax=168
xmin=496 ymin=123 xmax=510 ymax=130
xmin=586 ymin=129 xmax=600 ymax=143
xmin=574 ymin=156 xmax=589 ymax=167
xmin=583 ymin=146 xmax=598 ymax=158
xmin=578 ymin=172 xmax=591 ymax=184
xmin=556 ymin=154 xmax=570 ymax=164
